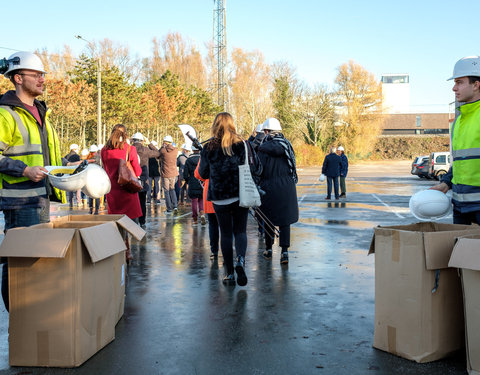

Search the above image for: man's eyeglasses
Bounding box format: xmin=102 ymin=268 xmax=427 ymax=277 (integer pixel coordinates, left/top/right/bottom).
xmin=17 ymin=72 xmax=45 ymax=80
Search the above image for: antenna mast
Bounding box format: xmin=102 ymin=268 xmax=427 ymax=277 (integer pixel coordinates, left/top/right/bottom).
xmin=213 ymin=0 xmax=227 ymax=110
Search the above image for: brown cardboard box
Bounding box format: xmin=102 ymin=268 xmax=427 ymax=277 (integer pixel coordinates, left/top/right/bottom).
xmin=50 ymin=214 xmax=145 ymax=324
xmin=448 ymin=235 xmax=480 ymax=375
xmin=369 ymin=222 xmax=480 ymax=363
xmin=0 ymin=215 xmax=143 ymax=367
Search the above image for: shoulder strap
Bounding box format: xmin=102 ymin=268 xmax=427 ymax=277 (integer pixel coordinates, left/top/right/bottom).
xmin=125 ymin=145 xmax=131 ymax=161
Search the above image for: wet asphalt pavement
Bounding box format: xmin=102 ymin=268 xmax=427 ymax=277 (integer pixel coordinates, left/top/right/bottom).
xmin=0 ymin=161 xmax=469 ymax=374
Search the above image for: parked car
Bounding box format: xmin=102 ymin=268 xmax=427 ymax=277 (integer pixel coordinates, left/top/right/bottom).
xmin=411 ymin=155 xmax=429 ymax=177
xmin=415 ymin=158 xmax=431 ymax=179
xmin=428 ymin=151 xmax=451 ymax=180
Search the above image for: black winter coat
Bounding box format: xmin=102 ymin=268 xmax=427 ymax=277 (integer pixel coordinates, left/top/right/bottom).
xmin=198 ymin=138 xmax=261 ymax=202
xmin=257 ymin=137 xmax=298 ymax=226
xmin=183 ymin=153 xmax=203 ymax=199
xmin=322 ymin=152 xmax=342 ymax=177
xmin=133 ymin=142 xmax=160 ymax=191
xmin=148 ymin=156 xmax=160 ymax=178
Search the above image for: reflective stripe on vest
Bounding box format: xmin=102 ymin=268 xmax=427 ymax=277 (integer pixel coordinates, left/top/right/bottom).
xmin=0 ymin=186 xmax=46 ymax=198
xmin=452 ymin=148 xmax=480 ymax=160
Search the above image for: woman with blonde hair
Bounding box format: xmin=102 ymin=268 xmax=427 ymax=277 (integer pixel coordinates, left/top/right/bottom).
xmin=198 ymin=112 xmax=261 ymax=286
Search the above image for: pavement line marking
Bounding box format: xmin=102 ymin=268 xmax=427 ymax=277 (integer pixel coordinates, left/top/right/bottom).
xmin=372 ymin=193 xmax=405 ymax=219
xmin=299 ymin=178 xmax=320 ymax=203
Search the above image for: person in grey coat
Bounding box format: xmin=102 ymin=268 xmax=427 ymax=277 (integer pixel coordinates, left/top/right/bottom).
xmin=257 ymin=118 xmax=299 ymax=264
xmin=337 ymin=146 xmax=348 ymax=198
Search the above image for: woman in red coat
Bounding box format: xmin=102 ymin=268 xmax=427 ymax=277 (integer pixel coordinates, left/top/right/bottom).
xmin=101 ymin=124 xmax=142 ymax=221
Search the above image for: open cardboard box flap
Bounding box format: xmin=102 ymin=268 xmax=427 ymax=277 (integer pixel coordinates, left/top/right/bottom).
xmin=449 ymin=238 xmax=480 ymax=271
xmin=0 ymin=221 xmax=126 ymax=263
xmin=62 ymin=214 xmax=145 ymax=241
xmin=0 ymin=227 xmax=75 ymax=258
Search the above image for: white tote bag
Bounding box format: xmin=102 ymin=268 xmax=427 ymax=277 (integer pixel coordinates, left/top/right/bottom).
xmin=238 ymin=141 xmax=261 ymax=208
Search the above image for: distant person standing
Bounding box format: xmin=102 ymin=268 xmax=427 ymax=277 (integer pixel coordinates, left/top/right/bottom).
xmin=159 ymin=135 xmax=179 ymax=214
xmin=322 ymin=146 xmax=342 ymax=200
xmin=87 ymin=144 xmax=101 ymax=214
xmin=337 ymin=146 xmax=348 ymax=198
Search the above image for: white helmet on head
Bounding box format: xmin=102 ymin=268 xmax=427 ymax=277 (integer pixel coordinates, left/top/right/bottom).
xmin=255 ymin=124 xmax=264 ymax=133
xmin=338 ymin=146 xmax=345 ymax=151
xmin=98 ymin=143 xmax=104 ymax=150
xmin=89 ymin=144 xmax=98 ymax=153
xmin=151 ymin=140 xmax=158 ymax=147
xmin=163 ymin=135 xmax=173 ymax=143
xmin=4 ymin=51 xmax=46 ymax=78
xmin=262 ymin=118 xmax=282 ymax=131
xmin=132 ymin=132 xmax=144 ymax=141
xmin=70 ymin=143 xmax=79 ymax=151
xmin=448 ymin=56 xmax=480 ymax=80
xmin=191 ymin=144 xmax=200 ymax=151
xmin=81 ymin=148 xmax=89 ymax=157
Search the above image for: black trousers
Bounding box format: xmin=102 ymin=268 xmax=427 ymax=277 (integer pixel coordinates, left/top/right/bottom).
xmin=265 ymin=224 xmax=291 ymax=252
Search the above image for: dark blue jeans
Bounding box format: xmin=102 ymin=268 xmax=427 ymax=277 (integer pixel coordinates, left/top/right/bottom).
xmin=2 ymin=207 xmax=42 ymax=312
xmin=453 ymin=209 xmax=480 ymax=225
xmin=327 ymin=176 xmax=340 ymax=199
xmin=213 ymin=201 xmax=249 ymax=274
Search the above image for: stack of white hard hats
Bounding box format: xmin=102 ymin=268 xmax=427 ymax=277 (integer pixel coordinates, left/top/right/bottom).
xmin=46 ymin=164 xmax=111 ymax=198
xmin=409 ymin=190 xmax=452 ymax=221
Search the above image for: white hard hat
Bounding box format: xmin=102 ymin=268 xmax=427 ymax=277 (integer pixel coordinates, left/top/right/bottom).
xmin=89 ymin=144 xmax=98 ymax=153
xmin=255 ymin=124 xmax=264 ymax=133
xmin=338 ymin=146 xmax=345 ymax=151
xmin=262 ymin=118 xmax=282 ymax=131
xmin=409 ymin=190 xmax=452 ymax=221
xmin=448 ymin=56 xmax=480 ymax=81
xmin=319 ymin=174 xmax=326 ymax=182
xmin=151 ymin=140 xmax=158 ymax=147
xmin=191 ymin=144 xmax=200 ymax=151
xmin=70 ymin=143 xmax=79 ymax=151
xmin=45 ymin=165 xmax=88 ymax=192
xmin=98 ymin=143 xmax=104 ymax=150
xmin=4 ymin=51 xmax=46 ymax=78
xmin=81 ymin=164 xmax=111 ymax=198
xmin=163 ymin=135 xmax=173 ymax=143
xmin=81 ymin=148 xmax=89 ymax=157
xmin=132 ymin=132 xmax=144 ymax=141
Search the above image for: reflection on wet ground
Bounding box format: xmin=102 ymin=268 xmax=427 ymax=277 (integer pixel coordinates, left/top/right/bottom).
xmin=0 ymin=162 xmax=464 ymax=374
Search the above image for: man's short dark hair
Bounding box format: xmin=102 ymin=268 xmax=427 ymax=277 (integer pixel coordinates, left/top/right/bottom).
xmin=468 ymin=76 xmax=480 ymax=84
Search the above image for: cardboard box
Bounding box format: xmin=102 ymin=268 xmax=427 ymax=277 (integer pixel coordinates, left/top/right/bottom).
xmin=0 ymin=214 xmax=144 ymax=367
xmin=369 ymin=222 xmax=480 ymax=363
xmin=49 ymin=214 xmax=145 ymax=324
xmin=449 ymin=234 xmax=480 ymax=374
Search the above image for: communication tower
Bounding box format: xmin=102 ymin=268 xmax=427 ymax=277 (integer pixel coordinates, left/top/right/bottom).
xmin=213 ymin=0 xmax=227 ymax=110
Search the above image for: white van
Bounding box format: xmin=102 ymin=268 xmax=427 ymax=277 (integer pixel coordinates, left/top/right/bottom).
xmin=428 ymin=152 xmax=451 ymax=180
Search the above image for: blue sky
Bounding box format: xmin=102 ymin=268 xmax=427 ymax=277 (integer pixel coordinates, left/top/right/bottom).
xmin=2 ymin=0 xmax=478 ymax=112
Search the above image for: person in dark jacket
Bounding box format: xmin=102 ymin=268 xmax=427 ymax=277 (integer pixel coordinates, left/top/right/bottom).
xmin=147 ymin=140 xmax=161 ymax=204
xmin=177 ymin=144 xmax=191 ymax=205
xmin=322 ymin=146 xmax=342 ymax=200
xmin=248 ymin=123 xmax=266 ymax=152
xmin=198 ymin=112 xmax=261 ymax=287
xmin=183 ymin=145 xmax=205 ymax=225
xmin=257 ymin=118 xmax=298 ymax=264
xmin=65 ymin=144 xmax=81 ymax=208
xmin=337 ymin=146 xmax=349 ymax=198
xmin=132 ymin=132 xmax=160 ymax=227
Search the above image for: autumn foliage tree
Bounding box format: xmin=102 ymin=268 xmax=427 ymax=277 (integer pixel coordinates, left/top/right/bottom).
xmin=334 ymin=60 xmax=384 ymax=157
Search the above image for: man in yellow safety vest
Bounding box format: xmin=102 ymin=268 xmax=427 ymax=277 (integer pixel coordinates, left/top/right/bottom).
xmin=432 ymin=56 xmax=480 ymax=224
xmin=0 ymin=51 xmax=64 ymax=311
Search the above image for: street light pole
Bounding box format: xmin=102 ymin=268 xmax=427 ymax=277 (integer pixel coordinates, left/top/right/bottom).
xmin=75 ymin=35 xmax=102 ymax=146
